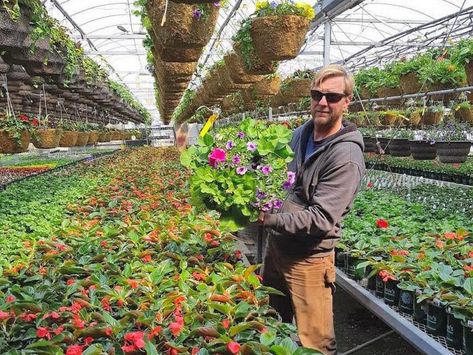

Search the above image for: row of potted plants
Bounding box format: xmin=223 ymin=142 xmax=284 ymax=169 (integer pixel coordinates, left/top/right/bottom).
xmin=0 ymin=113 xmax=140 ymax=154
xmin=338 ymin=183 xmax=472 ymax=353
xmin=0 ymin=1 xmax=150 ymax=124
xmin=358 ymin=122 xmax=472 ymax=164
xmin=354 ymin=38 xmax=473 ymax=104
xmin=0 ymin=147 xmax=317 ymax=354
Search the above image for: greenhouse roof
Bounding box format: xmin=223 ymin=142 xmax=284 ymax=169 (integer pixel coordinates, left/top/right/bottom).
xmin=45 ymin=0 xmax=473 ymax=124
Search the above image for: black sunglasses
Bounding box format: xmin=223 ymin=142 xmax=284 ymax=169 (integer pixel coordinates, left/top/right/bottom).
xmin=310 ymin=90 xmax=346 ymax=103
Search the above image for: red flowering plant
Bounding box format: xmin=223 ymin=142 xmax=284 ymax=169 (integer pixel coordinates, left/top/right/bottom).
xmin=0 ymin=112 xmax=35 ymax=142
xmin=0 ymin=147 xmax=316 ymax=354
xmin=181 ymin=118 xmax=294 ymax=231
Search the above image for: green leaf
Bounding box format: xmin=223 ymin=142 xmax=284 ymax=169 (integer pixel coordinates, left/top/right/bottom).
xmin=83 ymin=344 xmax=104 ymax=355
xmin=293 ymin=348 xmax=323 ymax=355
xmin=144 ymin=338 xmax=159 ymax=355
xmin=464 ymin=278 xmax=473 ymax=295
xmin=260 ymin=331 xmax=276 ymax=346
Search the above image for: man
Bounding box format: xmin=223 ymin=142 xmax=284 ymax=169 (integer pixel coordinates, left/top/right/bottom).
xmin=259 ymin=64 xmax=365 ymax=354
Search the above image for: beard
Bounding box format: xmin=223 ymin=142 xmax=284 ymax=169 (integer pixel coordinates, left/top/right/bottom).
xmin=312 ymin=108 xmax=339 ymax=132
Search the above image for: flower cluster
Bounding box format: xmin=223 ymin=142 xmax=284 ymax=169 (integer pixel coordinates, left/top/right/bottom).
xmin=254 ymin=0 xmax=316 ymax=20
xmin=182 ymin=119 xmax=294 ymax=230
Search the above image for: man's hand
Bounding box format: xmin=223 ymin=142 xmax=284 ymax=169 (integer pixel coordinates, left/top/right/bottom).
xmin=257 ymin=211 xmax=265 ymax=224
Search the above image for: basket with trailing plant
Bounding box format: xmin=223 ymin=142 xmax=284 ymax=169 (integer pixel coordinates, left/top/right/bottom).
xmin=223 ymin=51 xmax=264 ymax=84
xmin=145 ymin=0 xmax=220 ymax=62
xmin=248 ymin=1 xmax=314 ymax=62
xmin=31 ymin=115 xmax=63 ymax=149
xmin=0 ymin=112 xmax=33 ymax=153
xmin=98 ymin=127 xmax=111 ymax=142
xmin=379 ymin=110 xmax=404 ymax=126
xmin=354 ymin=67 xmax=382 ymax=99
xmin=391 ymin=54 xmax=430 ymax=94
xmin=57 ymin=120 xmax=78 ymax=147
xmin=453 ymin=100 xmax=473 ymax=124
xmin=409 ymin=130 xmax=437 ymax=160
xmin=421 ymin=103 xmax=445 ymax=126
xmin=251 ymin=73 xmax=281 ymax=98
xmin=419 ymin=56 xmax=467 ymax=103
xmin=279 ymin=69 xmax=314 ymax=103
xmin=86 ymin=124 xmax=99 ymax=145
xmin=431 ymin=122 xmax=472 ymax=164
xmin=375 ymin=67 xmax=402 ymax=105
xmin=450 ymin=38 xmax=473 ymax=86
xmin=0 ymin=0 xmax=32 ymax=52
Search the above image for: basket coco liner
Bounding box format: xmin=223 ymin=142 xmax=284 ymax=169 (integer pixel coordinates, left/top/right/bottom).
xmin=147 ymin=0 xmax=219 ymax=52
xmin=426 ymin=82 xmax=461 ymax=102
xmin=399 ymin=72 xmax=422 ymax=94
xmin=0 ymin=9 xmax=30 ymax=52
xmin=250 ymin=15 xmax=310 ymax=62
xmin=253 ymin=75 xmax=281 ymax=96
xmin=98 ymin=132 xmax=111 ymax=142
xmin=280 ymin=78 xmax=311 ymax=102
xmin=223 ymin=53 xmax=263 ymax=84
xmin=58 ymin=130 xmax=78 ymax=147
xmin=376 ymin=86 xmax=402 ymax=105
xmin=0 ymin=129 xmax=30 ymax=153
xmin=87 ymin=131 xmax=99 ymax=145
xmin=454 ymin=107 xmax=473 ymax=124
xmin=74 ymin=132 xmax=90 ymax=147
xmin=421 ymin=111 xmax=443 ymax=126
xmin=234 ymin=43 xmax=278 ymax=76
xmin=32 ymin=128 xmax=62 ymax=149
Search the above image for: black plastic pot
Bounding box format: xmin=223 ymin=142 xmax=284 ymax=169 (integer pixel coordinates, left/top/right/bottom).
xmin=413 ymin=297 xmax=427 ymax=324
xmin=463 ymin=321 xmax=473 ymax=355
xmin=383 ymin=280 xmax=400 ymax=306
xmin=378 ymin=137 xmax=391 ymax=154
xmin=446 ymin=311 xmax=463 ymax=349
xmin=363 ymin=136 xmax=377 ymax=153
xmin=398 ymin=289 xmax=414 ymax=314
xmin=389 ymin=139 xmax=411 ymax=157
xmin=409 ymin=140 xmax=437 ymax=160
xmin=375 ymin=275 xmax=385 ymax=298
xmin=346 ymin=255 xmax=365 ymax=280
xmin=334 ymin=249 xmax=346 ymax=270
xmin=427 ymin=301 xmax=447 ymax=336
xmin=366 ymin=266 xmax=376 ymax=291
xmin=436 ymin=141 xmax=472 ymax=164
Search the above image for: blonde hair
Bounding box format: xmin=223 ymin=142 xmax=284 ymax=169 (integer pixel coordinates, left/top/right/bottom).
xmin=312 ymin=64 xmax=354 ymax=96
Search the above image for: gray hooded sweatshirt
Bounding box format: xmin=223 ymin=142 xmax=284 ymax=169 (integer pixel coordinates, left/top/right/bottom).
xmin=263 ymin=119 xmax=365 ymax=257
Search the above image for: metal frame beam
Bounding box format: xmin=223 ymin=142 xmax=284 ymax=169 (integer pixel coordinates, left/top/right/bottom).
xmin=310 ymin=0 xmax=367 ymax=29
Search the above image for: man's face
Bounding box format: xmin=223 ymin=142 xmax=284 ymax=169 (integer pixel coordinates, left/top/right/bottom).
xmin=310 ymin=76 xmax=351 ymax=129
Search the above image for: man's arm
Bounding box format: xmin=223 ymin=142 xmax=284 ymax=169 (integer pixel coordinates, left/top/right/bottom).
xmin=263 ymin=161 xmax=362 ymax=237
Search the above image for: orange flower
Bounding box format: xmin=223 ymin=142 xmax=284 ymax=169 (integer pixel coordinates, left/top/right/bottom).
xmin=127 ymin=279 xmax=139 ymax=289
xmin=375 ymin=219 xmax=389 ymax=229
xmin=227 ymin=341 xmax=241 ymax=354
xmin=417 ymin=251 xmax=426 ymax=260
xmin=435 ymin=240 xmax=445 ymax=249
xmin=444 ymin=232 xmax=456 ymax=240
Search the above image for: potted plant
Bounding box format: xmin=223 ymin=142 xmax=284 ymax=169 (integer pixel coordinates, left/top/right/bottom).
xmin=31 ymin=115 xmax=63 ymax=149
xmin=431 ymin=122 xmax=472 ymax=164
xmin=375 ymin=67 xmax=402 ymax=105
xmin=453 ymin=100 xmax=473 ymax=124
xmin=358 ymin=127 xmax=377 ymax=153
xmin=409 ymin=130 xmax=437 ymax=160
xmin=450 ymin=38 xmax=473 ymax=87
xmin=0 ymin=112 xmax=32 ymax=153
xmin=57 ymin=120 xmax=78 ymax=147
xmin=249 ymin=0 xmax=314 ymax=62
xmin=251 ymin=73 xmax=281 ymax=99
xmin=86 ymin=123 xmax=99 ymax=145
xmin=279 ymin=69 xmax=314 ymax=104
xmin=391 ymin=54 xmax=430 ymax=94
xmin=421 ymin=103 xmax=445 ymax=126
xmin=390 ymin=129 xmax=414 ymax=157
xmin=223 ymin=51 xmax=264 ymax=84
xmin=354 ymin=67 xmax=382 ymax=99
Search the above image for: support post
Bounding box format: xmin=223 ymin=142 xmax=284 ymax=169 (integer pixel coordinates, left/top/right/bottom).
xmin=323 ymin=22 xmax=331 ymax=65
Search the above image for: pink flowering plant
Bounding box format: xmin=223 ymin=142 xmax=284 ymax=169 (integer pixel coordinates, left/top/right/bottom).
xmin=181 ymin=118 xmax=294 ymax=230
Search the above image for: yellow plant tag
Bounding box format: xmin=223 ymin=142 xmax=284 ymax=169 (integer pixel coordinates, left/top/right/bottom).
xmin=199 ymin=113 xmax=218 ymax=138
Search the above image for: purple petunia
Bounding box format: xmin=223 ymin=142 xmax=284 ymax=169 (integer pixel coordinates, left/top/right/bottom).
xmin=236 ymin=166 xmax=247 ymax=175
xmin=273 ymin=199 xmax=283 ymax=210
xmin=237 ymin=131 xmax=245 ymax=139
xmin=270 ymin=1 xmax=278 ymax=9
xmin=232 ymin=155 xmax=241 ymax=164
xmin=247 ymin=142 xmax=257 ymax=152
xmin=256 ymin=189 xmax=267 ymax=200
xmin=261 ymin=201 xmax=273 ymax=212
xmin=226 ymin=140 xmax=234 ymax=150
xmin=192 ymin=8 xmax=202 ymax=19
xmin=260 ymin=165 xmax=272 ymax=175
xmin=282 ymin=171 xmax=296 ymax=189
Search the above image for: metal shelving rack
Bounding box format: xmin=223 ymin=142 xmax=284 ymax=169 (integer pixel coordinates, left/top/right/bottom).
xmin=336 ymin=269 xmax=464 ymax=355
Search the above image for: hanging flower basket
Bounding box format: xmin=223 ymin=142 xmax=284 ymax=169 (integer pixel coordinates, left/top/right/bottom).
xmin=409 ymin=110 xmax=422 ymax=127
xmin=436 ymin=141 xmax=472 ymax=164
xmin=252 ymin=75 xmax=281 ymax=97
xmin=250 ymin=15 xmax=309 ymax=62
xmin=87 ymin=131 xmax=99 ymax=145
xmin=376 ymin=86 xmax=402 ymax=105
xmin=147 ymin=0 xmax=219 ymax=60
xmin=389 ymin=138 xmax=411 ymax=157
xmin=234 ymin=43 xmax=277 ymax=76
xmin=399 ymin=72 xmax=422 ymax=94
xmin=453 ymin=107 xmax=473 ymax=124
xmin=280 ymin=78 xmax=311 ymax=103
xmin=223 ymin=52 xmax=263 ymax=84
xmin=0 ymin=129 xmax=30 ymax=153
xmin=32 ymin=128 xmax=62 ymax=149
xmin=98 ymin=131 xmax=111 ymax=142
xmin=58 ymin=130 xmax=78 ymax=147
xmin=421 ymin=111 xmax=443 ymax=126
xmin=0 ymin=8 xmax=30 ymax=52
xmin=409 ymin=140 xmax=437 ymax=160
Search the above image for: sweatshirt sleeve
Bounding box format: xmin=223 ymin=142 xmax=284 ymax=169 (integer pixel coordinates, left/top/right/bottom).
xmin=263 ymin=161 xmax=362 ymax=237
